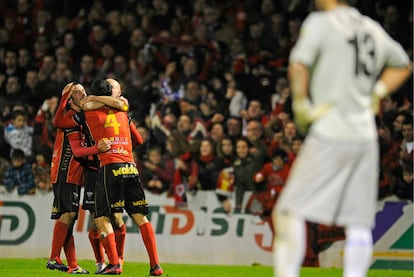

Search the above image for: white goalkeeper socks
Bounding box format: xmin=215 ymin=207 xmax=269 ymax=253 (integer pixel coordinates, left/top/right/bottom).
xmin=344 ymin=225 xmax=373 ymax=277
xmin=273 ymin=211 xmax=306 ymax=277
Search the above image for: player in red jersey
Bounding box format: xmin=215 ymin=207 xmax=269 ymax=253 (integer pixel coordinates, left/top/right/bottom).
xmin=47 ymin=82 xmax=110 ymax=274
xmin=53 ymin=80 xmax=132 ymax=274
xmin=79 ymin=78 xmax=143 ymax=270
xmin=82 ymin=78 xmax=163 ymax=276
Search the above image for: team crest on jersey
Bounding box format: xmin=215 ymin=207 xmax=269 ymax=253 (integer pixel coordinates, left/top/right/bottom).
xmin=73 ymin=192 xmax=79 ymax=201
xmin=175 ymin=184 xmax=186 ymax=196
xmin=86 ymin=191 xmax=93 ymax=200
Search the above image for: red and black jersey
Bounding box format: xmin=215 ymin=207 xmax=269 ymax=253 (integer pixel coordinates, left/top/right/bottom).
xmin=50 ymin=92 xmax=85 ymax=185
xmin=257 ymin=163 xmax=290 ymax=194
xmin=50 ymin=127 xmax=85 ymax=186
xmin=72 ymin=111 xmax=100 ymax=170
xmin=53 ymin=93 xmax=77 ymax=129
xmin=84 ymin=107 xmax=135 ymax=167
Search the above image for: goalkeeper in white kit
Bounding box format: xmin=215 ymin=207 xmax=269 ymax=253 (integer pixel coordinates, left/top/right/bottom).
xmin=272 ymin=0 xmax=412 ymax=277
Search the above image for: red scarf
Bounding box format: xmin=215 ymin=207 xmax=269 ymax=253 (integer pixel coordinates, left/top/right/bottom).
xmin=199 ymin=153 xmax=214 ymax=163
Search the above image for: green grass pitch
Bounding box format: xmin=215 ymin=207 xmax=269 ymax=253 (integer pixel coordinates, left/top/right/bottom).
xmin=0 ymin=259 xmax=412 ymax=276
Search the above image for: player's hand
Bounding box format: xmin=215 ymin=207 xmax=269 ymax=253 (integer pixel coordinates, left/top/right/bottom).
xmin=254 ymin=172 xmax=264 ymax=183
xmin=62 ymin=82 xmax=74 ymax=96
xmin=292 ymin=98 xmax=313 ymax=132
xmin=371 ymin=80 xmax=388 ymax=115
xmin=293 ymin=98 xmax=332 ymax=133
xmin=97 ymin=138 xmax=112 ymax=152
xmin=80 ymin=96 xmax=100 ymax=110
xmin=118 ymin=96 xmax=129 ymax=111
xmin=371 ymin=93 xmax=381 ymax=114
xmin=222 ymin=199 xmax=232 ymax=214
xmin=309 ymin=102 xmax=333 ymax=120
xmin=80 ymin=95 xmax=97 ymax=105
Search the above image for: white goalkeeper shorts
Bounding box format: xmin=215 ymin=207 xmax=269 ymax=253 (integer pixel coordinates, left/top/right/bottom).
xmin=275 ymin=134 xmax=379 ymax=228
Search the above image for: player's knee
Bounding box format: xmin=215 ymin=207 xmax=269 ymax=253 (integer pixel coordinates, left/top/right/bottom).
xmin=112 ymin=213 xmax=125 ymax=228
xmin=131 ymin=213 xmax=148 ymax=226
xmin=59 ymin=212 xmax=77 ymax=224
xmin=274 ymin=211 xmax=302 ymax=237
xmin=346 ymin=225 xmax=372 ymax=246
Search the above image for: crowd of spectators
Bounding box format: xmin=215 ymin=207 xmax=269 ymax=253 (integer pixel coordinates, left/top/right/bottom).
xmin=0 ymin=0 xmax=412 ymax=209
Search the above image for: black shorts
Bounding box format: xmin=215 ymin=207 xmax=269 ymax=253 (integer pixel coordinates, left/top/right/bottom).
xmin=51 ymin=182 xmax=81 ymax=220
xmin=94 ymin=163 xmax=149 ymax=218
xmin=82 ymin=168 xmax=97 ymax=211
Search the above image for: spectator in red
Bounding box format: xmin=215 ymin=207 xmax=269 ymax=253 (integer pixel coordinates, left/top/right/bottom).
xmin=167 ymin=134 xmax=198 ymax=208
xmin=33 ymin=97 xmax=58 ymax=152
xmin=196 ymin=138 xmax=221 ymax=191
xmin=249 ymin=148 xmax=290 ymax=234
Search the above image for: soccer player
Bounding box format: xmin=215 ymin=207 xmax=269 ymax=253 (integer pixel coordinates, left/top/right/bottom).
xmin=53 ymin=80 xmax=131 ymax=274
xmin=79 ymin=78 xmax=142 ymax=270
xmin=47 ymin=82 xmax=109 ymax=274
xmin=80 ymin=78 xmax=129 ymax=112
xmin=83 ymin=78 xmax=163 ymax=276
xmin=272 ymin=1 xmax=412 ymax=277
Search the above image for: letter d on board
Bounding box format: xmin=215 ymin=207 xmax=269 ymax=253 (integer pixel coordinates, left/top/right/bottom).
xmin=0 ymin=201 xmax=35 ymax=245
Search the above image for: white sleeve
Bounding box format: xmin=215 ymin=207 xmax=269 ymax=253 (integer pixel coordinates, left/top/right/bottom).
xmin=289 ymin=13 xmax=324 ymax=66
xmin=384 ymin=35 xmax=411 ymax=68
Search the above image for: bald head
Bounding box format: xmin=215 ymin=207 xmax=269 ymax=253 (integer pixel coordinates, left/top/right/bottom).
xmin=106 ymin=78 xmax=121 ymax=97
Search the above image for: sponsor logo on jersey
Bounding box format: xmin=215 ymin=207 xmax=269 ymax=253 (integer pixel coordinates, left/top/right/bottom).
xmin=132 ymin=200 xmax=148 ymax=207
xmin=111 ymin=200 xmax=125 ymax=208
xmin=112 ymin=164 xmax=138 ymax=176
